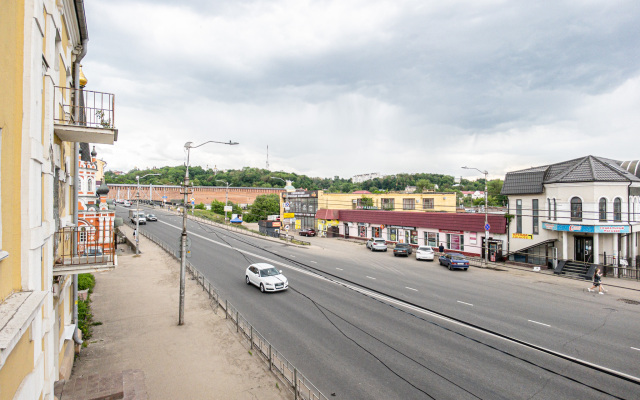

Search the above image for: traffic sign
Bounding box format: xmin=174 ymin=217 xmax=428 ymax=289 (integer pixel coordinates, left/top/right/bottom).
xmin=191 ymin=197 xmax=195 ymax=202
xmin=162 ymin=196 xmax=167 ymax=199
xmin=485 ymin=223 xmax=491 ymax=231
xmin=284 ymin=224 xmax=290 ymax=231
xmin=284 ymin=202 xmax=290 ymax=208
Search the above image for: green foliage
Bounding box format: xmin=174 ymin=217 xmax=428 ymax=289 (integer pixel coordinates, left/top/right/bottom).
xmin=194 ymin=202 xmax=206 ymax=210
xmin=360 ymin=195 xmax=374 ymax=207
xmin=244 ymin=194 xmax=280 ymax=222
xmin=77 ymin=298 xmax=93 ymax=340
xmin=78 ymin=273 xmax=95 ymax=293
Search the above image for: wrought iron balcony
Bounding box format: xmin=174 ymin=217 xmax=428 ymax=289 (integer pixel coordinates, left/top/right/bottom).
xmin=53 ymin=86 xmax=118 ymax=144
xmin=53 ymin=226 xmax=117 ymax=275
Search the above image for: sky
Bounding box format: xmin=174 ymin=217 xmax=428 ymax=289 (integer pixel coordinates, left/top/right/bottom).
xmin=84 ymin=0 xmax=640 ymax=181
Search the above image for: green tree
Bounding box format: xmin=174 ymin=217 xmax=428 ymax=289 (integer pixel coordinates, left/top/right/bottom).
xmin=415 ymin=179 xmax=434 ymax=193
xmin=244 ymin=194 xmax=280 ymax=222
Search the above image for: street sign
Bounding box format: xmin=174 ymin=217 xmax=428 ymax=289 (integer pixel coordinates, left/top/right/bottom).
xmin=191 ymin=197 xmax=195 ymax=202
xmin=284 ymin=224 xmax=290 ymax=231
xmin=162 ymin=196 xmax=167 ymax=199
xmin=284 ymin=202 xmax=290 ymax=208
xmin=283 ymin=212 xmax=294 ymax=218
xmin=485 ymin=223 xmax=491 ymax=231
xmin=224 ymin=206 xmax=232 ymax=212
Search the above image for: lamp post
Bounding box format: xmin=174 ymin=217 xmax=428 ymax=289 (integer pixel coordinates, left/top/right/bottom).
xmin=180 ymin=140 xmax=238 ymax=326
xmin=135 ymin=173 xmax=161 ymax=256
xmin=462 ymin=166 xmax=489 ymax=265
xmin=270 ymin=176 xmax=286 ymax=185
xmin=216 ymin=179 xmax=230 ymax=223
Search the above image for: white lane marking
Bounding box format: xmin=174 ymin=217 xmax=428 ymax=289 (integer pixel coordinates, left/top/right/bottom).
xmin=632 ymin=347 xmax=640 ymax=352
xmin=457 ymin=301 xmax=473 ymax=306
xmin=290 ymin=255 xmax=296 ymax=258
xmin=405 ymin=287 xmax=418 ymax=291
xmin=336 ymin=268 xmax=343 ymax=271
xmin=366 ymin=276 xmax=376 ymax=280
xmin=310 ymin=261 xmax=317 ymax=263
xmin=155 ymin=219 xmax=640 ymax=384
xmin=528 ymin=320 xmax=551 ymax=327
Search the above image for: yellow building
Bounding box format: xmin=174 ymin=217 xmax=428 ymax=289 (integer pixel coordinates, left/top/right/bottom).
xmin=317 ymin=190 xmax=457 ymax=213
xmin=0 ymin=1 xmax=117 ymax=399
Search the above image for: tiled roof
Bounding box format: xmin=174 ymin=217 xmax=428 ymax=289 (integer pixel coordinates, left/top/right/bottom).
xmin=334 ymin=210 xmax=506 ymax=234
xmin=501 ymin=155 xmax=640 ymax=195
xmin=315 ymin=209 xmax=340 ymax=220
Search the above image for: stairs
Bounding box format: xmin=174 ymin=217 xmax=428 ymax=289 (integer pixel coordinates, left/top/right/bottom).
xmin=554 ymin=260 xmax=594 ymax=279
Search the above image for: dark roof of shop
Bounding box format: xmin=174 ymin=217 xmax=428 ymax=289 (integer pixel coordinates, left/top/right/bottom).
xmin=318 ymin=209 xmax=507 ymax=234
xmin=501 ymin=155 xmax=640 ymax=195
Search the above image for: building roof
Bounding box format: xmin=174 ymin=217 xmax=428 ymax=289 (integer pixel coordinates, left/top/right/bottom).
xmin=316 ymin=209 xmax=506 ymax=234
xmin=501 ymin=155 xmax=640 ymax=195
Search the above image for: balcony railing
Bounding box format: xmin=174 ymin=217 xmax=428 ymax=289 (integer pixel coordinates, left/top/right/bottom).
xmin=54 ymin=86 xmax=115 ymax=128
xmin=54 ymin=226 xmax=117 ymax=275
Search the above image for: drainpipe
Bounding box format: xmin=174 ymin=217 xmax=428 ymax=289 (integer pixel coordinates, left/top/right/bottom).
xmin=71 ymin=38 xmax=88 ymax=347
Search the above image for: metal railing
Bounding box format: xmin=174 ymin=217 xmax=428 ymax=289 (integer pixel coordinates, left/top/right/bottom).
xmin=54 ymin=86 xmax=115 ymax=129
xmin=54 ymin=226 xmax=116 ymax=266
xmin=128 ymin=223 xmax=328 ymax=400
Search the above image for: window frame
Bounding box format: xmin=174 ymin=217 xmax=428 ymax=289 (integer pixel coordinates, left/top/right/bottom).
xmin=516 ymin=199 xmax=522 ymax=234
xmin=599 ymin=198 xmax=607 ymax=222
xmin=403 ymin=198 xmax=415 ymax=210
xmin=422 ymin=198 xmax=434 ymax=210
xmin=532 ymin=199 xmax=539 ymax=235
xmin=570 ymin=197 xmax=582 ymax=222
xmin=613 ymin=197 xmax=622 ymax=222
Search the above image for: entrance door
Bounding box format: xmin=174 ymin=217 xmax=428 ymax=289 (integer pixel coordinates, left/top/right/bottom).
xmin=575 ymin=237 xmax=593 ymax=263
xmin=344 ymin=223 xmax=349 ymax=238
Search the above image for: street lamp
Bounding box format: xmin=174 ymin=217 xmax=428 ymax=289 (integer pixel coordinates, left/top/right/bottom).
xmin=462 ymin=166 xmax=489 ymax=265
xmin=135 ymin=173 xmax=161 ymax=256
xmin=270 ymin=176 xmax=286 ymax=185
xmin=180 ymin=140 xmax=238 ymax=326
xmin=216 ymin=179 xmax=230 ymax=223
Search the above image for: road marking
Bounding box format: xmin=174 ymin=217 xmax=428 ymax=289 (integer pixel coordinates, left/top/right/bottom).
xmin=405 ymin=287 xmax=418 ymax=291
xmin=528 ymin=320 xmax=551 ymax=327
xmin=336 ymin=268 xmax=343 ymax=271
xmin=366 ymin=276 xmax=376 ymax=280
xmin=632 ymin=347 xmax=640 ymax=352
xmin=310 ymin=261 xmax=317 ymax=263
xmin=154 ymin=219 xmax=640 ymax=385
xmin=290 ymin=255 xmax=296 ymax=258
xmin=457 ymin=301 xmax=473 ymax=306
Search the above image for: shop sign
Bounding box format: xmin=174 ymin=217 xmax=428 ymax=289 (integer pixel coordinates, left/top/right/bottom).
xmin=512 ymin=233 xmax=533 ymax=239
xmin=543 ymin=223 xmax=629 ymax=234
xmin=439 ymin=229 xmax=464 ymax=234
xmin=283 ymin=213 xmax=294 ymax=218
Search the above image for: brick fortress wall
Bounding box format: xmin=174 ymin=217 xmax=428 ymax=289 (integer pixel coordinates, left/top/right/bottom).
xmin=107 ymin=184 xmax=284 ymax=206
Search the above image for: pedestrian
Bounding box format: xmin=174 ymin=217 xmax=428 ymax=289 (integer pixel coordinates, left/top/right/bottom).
xmin=133 ymin=229 xmax=137 ymax=240
xmin=438 ymin=243 xmax=444 ymax=254
xmin=588 ymin=267 xmax=604 ymax=294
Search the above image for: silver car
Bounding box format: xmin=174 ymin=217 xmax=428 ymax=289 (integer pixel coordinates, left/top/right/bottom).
xmin=366 ymin=238 xmax=388 ymax=252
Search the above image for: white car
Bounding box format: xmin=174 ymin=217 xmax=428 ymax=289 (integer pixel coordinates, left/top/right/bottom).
xmin=416 ymin=246 xmax=435 ymax=261
xmin=245 ymin=263 xmax=288 ymax=293
xmin=123 ymin=200 xmax=131 ymax=207
xmin=366 ymin=238 xmax=388 ymax=252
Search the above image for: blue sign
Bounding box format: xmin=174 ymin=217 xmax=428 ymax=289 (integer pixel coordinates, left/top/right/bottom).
xmin=484 ymin=223 xmax=491 ymax=231
xmin=162 ymin=195 xmax=167 ymax=199
xmin=542 ymin=222 xmax=629 ymax=234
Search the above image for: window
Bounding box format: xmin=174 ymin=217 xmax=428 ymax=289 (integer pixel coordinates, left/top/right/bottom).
xmin=547 ymin=198 xmax=551 ymax=219
xmin=423 ymin=198 xmax=434 ymax=210
xmin=516 ymin=199 xmax=522 ymax=233
xmin=532 ymin=199 xmax=539 ymax=235
xmin=387 ymin=228 xmax=397 ymax=242
xmin=599 ymin=198 xmax=607 ymax=222
xmin=570 ymin=197 xmax=582 ymax=221
xmin=381 ymin=198 xmax=394 ymax=210
xmin=88 ymin=178 xmax=93 ymax=192
xmin=553 ymin=198 xmax=557 ymax=221
xmin=403 ymin=198 xmax=415 ymax=210
xmin=425 ymin=232 xmax=439 ymax=247
xmin=446 ymin=233 xmax=464 ymax=251
xmin=614 ymin=198 xmax=622 ymax=222
xmin=410 ymin=230 xmax=418 ymax=245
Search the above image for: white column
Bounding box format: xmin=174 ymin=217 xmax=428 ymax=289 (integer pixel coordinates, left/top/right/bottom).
xmin=613 ymin=234 xmax=619 ymax=263
xmin=622 ymin=232 xmax=628 ymax=260
xmin=562 ymin=231 xmax=568 ymax=260
xmin=593 ymin=233 xmax=600 ymax=264
xmin=633 ymin=232 xmax=638 ymax=260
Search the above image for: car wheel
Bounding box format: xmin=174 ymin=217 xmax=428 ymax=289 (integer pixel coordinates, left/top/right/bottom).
xmin=260 ymin=284 xmax=265 ymax=293
xmin=246 ymin=276 xmax=250 ymax=285
xmin=448 ymin=264 xmax=452 ymax=270
xmin=384 ymin=249 xmax=387 ymax=252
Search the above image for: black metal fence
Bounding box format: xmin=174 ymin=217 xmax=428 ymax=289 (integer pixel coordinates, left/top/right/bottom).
xmin=54 ymin=86 xmax=115 ymax=129
xmin=54 ymin=226 xmax=116 ymax=266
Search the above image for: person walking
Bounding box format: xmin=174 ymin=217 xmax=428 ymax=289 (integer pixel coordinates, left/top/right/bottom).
xmin=438 ymin=243 xmax=444 ymax=254
xmin=588 ymin=267 xmax=604 ymax=294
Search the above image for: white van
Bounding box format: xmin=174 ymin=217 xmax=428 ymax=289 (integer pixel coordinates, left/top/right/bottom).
xmin=129 ymin=210 xmax=147 ymax=224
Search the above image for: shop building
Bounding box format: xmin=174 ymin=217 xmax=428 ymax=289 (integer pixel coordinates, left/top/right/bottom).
xmin=316 ymin=209 xmax=507 ymax=258
xmin=501 ymin=156 xmax=640 ymax=267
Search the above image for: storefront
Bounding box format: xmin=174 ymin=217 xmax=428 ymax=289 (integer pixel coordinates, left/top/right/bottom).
xmin=282 ymin=190 xmax=319 ymax=230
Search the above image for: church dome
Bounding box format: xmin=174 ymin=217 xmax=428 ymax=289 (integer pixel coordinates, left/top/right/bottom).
xmin=96 ymin=181 xmax=110 ymax=196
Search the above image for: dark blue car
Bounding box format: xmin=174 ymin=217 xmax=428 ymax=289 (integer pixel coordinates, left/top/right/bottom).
xmin=438 ymin=253 xmax=469 ymax=271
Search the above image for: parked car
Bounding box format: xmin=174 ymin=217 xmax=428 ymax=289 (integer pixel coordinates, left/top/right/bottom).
xmin=439 ymin=253 xmax=470 ymax=270
xmin=299 ymin=228 xmax=316 ymax=237
xmin=123 ymin=200 xmax=131 ymax=207
xmin=366 ymin=238 xmax=388 ymax=252
xmin=146 ymin=214 xmax=158 ymax=221
xmin=245 ymin=263 xmax=288 ymax=293
xmin=84 ymin=247 xmax=103 ymax=256
xmin=393 ymin=243 xmax=413 ymax=257
xmin=416 ymin=246 xmax=435 ymax=261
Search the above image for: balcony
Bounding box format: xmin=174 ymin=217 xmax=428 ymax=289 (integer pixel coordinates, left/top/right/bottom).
xmin=53 ymin=226 xmax=117 ymax=276
xmin=53 ymin=86 xmax=118 ymax=144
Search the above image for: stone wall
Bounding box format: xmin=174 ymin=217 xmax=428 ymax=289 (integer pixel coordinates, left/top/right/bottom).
xmin=107 ymin=185 xmax=284 ymax=206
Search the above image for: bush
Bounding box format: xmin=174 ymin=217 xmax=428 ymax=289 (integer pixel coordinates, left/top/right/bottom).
xmin=77 ymin=299 xmax=93 ymax=340
xmin=78 ymin=273 xmax=96 ymax=293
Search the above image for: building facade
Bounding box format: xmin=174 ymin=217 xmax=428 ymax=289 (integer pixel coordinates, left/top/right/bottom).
xmin=0 ymin=1 xmax=117 ymax=398
xmin=502 ymin=156 xmax=640 ymax=267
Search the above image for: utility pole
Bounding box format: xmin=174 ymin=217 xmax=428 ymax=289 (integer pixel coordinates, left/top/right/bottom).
xmin=463 ymin=166 xmax=490 ymax=265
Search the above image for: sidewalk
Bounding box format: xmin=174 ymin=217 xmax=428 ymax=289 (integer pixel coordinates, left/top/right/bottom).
xmin=59 ymin=224 xmax=292 ymax=400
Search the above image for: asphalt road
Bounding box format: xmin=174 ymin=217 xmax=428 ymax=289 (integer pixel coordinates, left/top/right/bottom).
xmin=119 ymin=206 xmax=640 ymax=399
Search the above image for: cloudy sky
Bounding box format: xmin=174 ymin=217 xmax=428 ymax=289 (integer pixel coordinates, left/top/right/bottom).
xmin=84 ymin=0 xmax=640 ymax=181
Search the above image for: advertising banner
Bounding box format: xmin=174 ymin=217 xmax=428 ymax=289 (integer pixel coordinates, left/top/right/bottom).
xmin=512 ymin=233 xmax=533 ymax=239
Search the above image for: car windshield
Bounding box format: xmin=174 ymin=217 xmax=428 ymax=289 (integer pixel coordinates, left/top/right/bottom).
xmin=419 ymin=247 xmax=432 ymax=251
xmin=148 ymin=214 xmax=155 ymax=218
xmin=374 ymin=240 xmax=385 ymax=243
xmin=259 ymin=267 xmax=280 ymax=277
